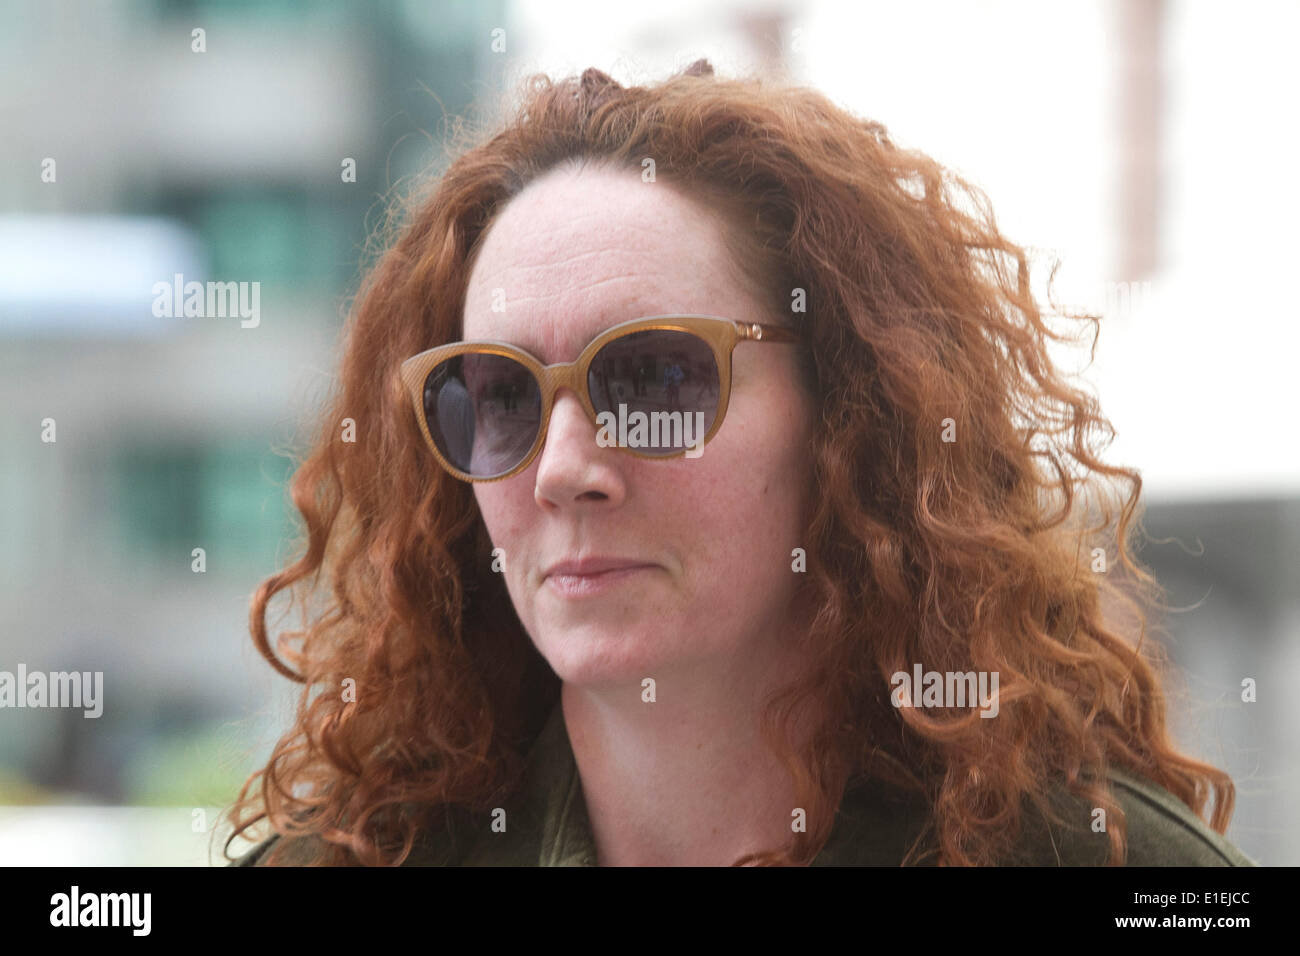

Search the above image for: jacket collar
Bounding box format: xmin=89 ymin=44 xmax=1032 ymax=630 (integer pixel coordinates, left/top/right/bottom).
xmin=453 ymin=698 xmax=934 ymax=866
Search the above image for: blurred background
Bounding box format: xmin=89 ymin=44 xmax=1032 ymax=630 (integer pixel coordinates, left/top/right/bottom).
xmin=0 ymin=0 xmax=1295 ymax=865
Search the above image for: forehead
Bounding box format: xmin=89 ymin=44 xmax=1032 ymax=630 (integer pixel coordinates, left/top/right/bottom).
xmin=461 ymin=164 xmax=759 ymax=362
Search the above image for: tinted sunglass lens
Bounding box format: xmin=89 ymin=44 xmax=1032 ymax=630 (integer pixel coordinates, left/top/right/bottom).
xmin=588 ymin=329 xmax=720 ymax=455
xmin=424 ymin=353 xmax=541 ymax=478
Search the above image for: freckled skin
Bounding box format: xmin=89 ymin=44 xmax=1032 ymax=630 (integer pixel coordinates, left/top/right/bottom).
xmin=465 ymin=164 xmax=815 ymax=688
xmin=462 ymin=163 xmax=822 ymax=865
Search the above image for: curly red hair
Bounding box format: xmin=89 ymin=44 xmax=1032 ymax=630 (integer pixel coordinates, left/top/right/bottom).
xmin=222 ymin=59 xmax=1234 ymax=866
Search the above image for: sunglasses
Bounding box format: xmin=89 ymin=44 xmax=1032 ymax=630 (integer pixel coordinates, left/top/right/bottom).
xmin=400 ymin=315 xmax=801 ymax=482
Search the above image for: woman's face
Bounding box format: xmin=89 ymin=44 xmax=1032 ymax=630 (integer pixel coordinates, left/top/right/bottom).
xmin=463 ymin=163 xmax=817 ymax=689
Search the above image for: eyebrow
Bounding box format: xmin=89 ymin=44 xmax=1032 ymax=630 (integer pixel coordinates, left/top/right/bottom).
xmin=463 ymin=313 xmax=653 ymax=363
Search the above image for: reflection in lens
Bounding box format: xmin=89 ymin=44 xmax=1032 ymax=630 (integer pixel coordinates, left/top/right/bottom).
xmin=424 ymin=352 xmax=541 ymax=477
xmin=588 ymin=329 xmax=719 ymax=454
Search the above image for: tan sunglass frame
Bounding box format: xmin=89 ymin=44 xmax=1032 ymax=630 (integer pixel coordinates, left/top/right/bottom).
xmin=399 ymin=314 xmax=801 ymax=483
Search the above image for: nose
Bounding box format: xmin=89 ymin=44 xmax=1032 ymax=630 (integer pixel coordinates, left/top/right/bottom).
xmin=532 ymin=388 xmax=625 ymax=507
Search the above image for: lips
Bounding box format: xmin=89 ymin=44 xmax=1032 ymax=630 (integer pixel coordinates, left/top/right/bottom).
xmin=543 ymin=557 xmax=655 ymax=579
xmin=543 ymin=558 xmax=658 ymax=599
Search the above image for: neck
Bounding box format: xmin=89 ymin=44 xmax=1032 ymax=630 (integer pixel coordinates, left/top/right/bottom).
xmin=560 ymin=639 xmax=829 ymax=867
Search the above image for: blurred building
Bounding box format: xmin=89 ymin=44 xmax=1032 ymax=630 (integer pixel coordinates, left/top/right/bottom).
xmin=0 ymin=0 xmax=506 ymax=836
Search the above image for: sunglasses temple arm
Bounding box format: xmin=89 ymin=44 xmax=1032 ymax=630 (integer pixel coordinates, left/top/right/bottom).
xmin=739 ymin=322 xmax=801 ymax=343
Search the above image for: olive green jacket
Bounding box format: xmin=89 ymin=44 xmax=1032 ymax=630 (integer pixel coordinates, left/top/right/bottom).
xmin=231 ymin=700 xmax=1257 ymax=867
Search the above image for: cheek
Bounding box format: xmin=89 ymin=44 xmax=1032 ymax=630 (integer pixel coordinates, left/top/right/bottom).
xmin=471 ymin=486 xmax=500 ymax=536
xmin=669 ymin=420 xmax=810 ymax=565
xmin=472 ymin=486 xmax=531 ymax=566
xmin=718 ymin=388 xmax=815 ymax=504
xmin=734 ymin=410 xmax=816 ymax=561
xmin=473 ymin=487 xmax=543 ymax=622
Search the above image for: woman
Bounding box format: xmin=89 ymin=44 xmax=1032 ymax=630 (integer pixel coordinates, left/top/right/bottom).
xmin=225 ymin=60 xmax=1253 ymax=866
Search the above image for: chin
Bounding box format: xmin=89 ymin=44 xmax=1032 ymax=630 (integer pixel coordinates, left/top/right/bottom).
xmin=536 ymin=628 xmax=678 ymax=691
